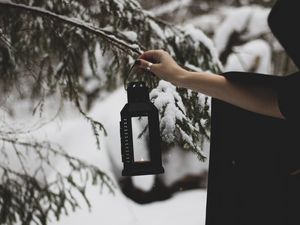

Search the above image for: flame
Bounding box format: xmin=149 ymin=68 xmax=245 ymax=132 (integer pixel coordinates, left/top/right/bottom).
xmin=141 ymin=157 xmax=144 ymax=161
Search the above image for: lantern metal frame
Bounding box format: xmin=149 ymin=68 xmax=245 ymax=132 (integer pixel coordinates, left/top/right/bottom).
xmin=120 ymin=81 xmax=164 ymax=176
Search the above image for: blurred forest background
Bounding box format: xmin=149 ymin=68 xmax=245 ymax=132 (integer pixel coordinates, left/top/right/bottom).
xmin=142 ymin=0 xmax=296 ymax=75
xmin=0 ymin=0 xmax=296 ymax=225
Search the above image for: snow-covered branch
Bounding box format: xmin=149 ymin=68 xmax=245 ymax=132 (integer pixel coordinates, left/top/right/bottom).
xmin=0 ymin=1 xmax=143 ymax=55
xmin=0 ymin=0 xmax=222 ymax=166
xmin=150 ymin=0 xmax=192 ymax=16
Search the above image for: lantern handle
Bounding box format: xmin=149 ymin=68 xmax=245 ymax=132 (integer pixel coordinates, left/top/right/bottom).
xmin=124 ymin=60 xmax=157 ymax=90
xmin=123 ymin=62 xmax=137 ymax=90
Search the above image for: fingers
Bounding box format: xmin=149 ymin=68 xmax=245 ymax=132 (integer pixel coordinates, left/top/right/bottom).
xmin=136 ymin=59 xmax=158 ymax=74
xmin=138 ymin=49 xmax=165 ymax=63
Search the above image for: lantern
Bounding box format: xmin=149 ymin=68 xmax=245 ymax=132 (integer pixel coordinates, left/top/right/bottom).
xmin=120 ymin=81 xmax=164 ymax=176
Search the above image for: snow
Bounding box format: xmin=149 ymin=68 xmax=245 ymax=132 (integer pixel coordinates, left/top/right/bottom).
xmin=197 ymin=92 xmax=207 ymax=106
xmin=185 ymin=14 xmax=222 ymax=34
xmin=54 ymin=61 xmax=64 ymax=74
xmin=89 ymin=87 xmax=209 ymax=188
xmin=183 ymin=24 xmax=221 ymax=67
xmin=114 ymin=0 xmax=125 ymax=11
xmin=272 ymin=37 xmax=284 ymax=52
xmin=214 ymin=6 xmax=270 ymax=56
xmin=214 ymin=6 xmax=252 ymax=55
xmin=150 ymin=81 xmax=185 ymax=142
xmin=240 ymin=7 xmax=270 ymax=40
xmin=0 ymin=85 xmax=209 ymax=225
xmin=102 ymin=25 xmax=114 ymax=32
xmin=1 ymin=1 xmax=142 ymax=54
xmin=150 ymin=0 xmax=192 ymax=16
xmin=0 ymin=2 xmax=220 ymax=224
xmin=132 ymin=190 xmax=207 ymax=225
xmin=179 ymin=127 xmax=194 ymax=147
xmin=148 ymin=19 xmax=165 ymax=39
xmin=224 ymin=39 xmax=272 ymax=74
xmin=121 ymin=30 xmax=138 ymax=42
xmin=132 ymin=175 xmax=155 ymax=192
xmin=5 ymin=87 xmax=208 ymax=225
xmin=160 ymin=145 xmax=209 ymax=187
xmin=82 ymin=42 xmax=109 ymax=93
xmin=50 ymin=186 xmax=207 ymax=225
xmin=199 ymin=2 xmax=209 ymax=11
xmin=89 ymin=88 xmax=141 ymax=182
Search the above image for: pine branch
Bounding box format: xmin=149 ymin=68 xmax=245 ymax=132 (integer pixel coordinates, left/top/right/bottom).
xmin=0 ymin=1 xmax=143 ymax=56
xmin=74 ymin=98 xmax=107 ymax=149
xmin=0 ymin=1 xmax=225 ymax=224
xmin=0 ymin=136 xmax=115 ymax=225
xmin=0 ymin=0 xmax=221 ymax=158
xmin=0 ymin=0 xmax=207 ymax=74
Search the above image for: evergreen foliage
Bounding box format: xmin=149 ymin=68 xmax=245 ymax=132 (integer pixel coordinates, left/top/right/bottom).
xmin=0 ymin=0 xmax=221 ymax=224
xmin=0 ymin=135 xmax=114 ymax=225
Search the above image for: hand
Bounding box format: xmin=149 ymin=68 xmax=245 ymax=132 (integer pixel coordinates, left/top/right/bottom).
xmin=136 ymin=50 xmax=188 ymax=86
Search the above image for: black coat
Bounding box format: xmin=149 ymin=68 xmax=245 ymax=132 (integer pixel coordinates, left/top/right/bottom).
xmin=205 ymin=0 xmax=300 ymax=224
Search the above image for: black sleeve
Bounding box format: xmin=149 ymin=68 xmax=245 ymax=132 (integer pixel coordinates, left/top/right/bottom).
xmin=275 ymin=72 xmax=300 ymax=122
xmin=221 ymin=71 xmax=281 ymax=87
xmin=221 ymin=71 xmax=300 ymax=122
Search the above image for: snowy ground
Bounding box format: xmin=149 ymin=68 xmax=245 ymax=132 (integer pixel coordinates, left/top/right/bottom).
xmin=45 ymin=87 xmax=208 ymax=225
xmin=50 ymin=187 xmax=207 ymax=225
xmin=1 ymin=86 xmax=208 ymax=225
xmin=1 ymin=2 xmax=285 ymax=225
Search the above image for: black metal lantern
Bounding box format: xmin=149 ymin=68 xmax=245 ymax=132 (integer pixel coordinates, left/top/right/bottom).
xmin=120 ymin=81 xmax=164 ymax=176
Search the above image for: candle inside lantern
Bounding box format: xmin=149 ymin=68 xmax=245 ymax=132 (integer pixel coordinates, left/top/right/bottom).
xmin=131 ymin=116 xmax=150 ymax=162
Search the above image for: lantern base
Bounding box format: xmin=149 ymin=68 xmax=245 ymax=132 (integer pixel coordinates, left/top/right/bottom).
xmin=122 ymin=162 xmax=164 ymax=176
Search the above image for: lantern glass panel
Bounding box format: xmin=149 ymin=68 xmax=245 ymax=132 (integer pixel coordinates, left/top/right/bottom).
xmin=131 ymin=116 xmax=150 ymax=162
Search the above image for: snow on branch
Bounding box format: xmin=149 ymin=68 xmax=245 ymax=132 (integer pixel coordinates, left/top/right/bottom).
xmin=0 ymin=0 xmax=222 ymax=160
xmin=150 ymin=0 xmax=192 ymax=16
xmin=150 ymin=80 xmax=186 ymax=142
xmin=214 ymin=6 xmax=270 ymax=56
xmin=0 ymin=1 xmax=143 ymax=55
xmin=150 ymin=80 xmax=207 ymax=160
xmin=0 ymin=1 xmax=224 ymax=224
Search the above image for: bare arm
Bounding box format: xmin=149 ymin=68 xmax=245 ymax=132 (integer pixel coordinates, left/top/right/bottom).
xmin=137 ymin=50 xmax=284 ymax=119
xmin=179 ymin=71 xmax=284 ymax=119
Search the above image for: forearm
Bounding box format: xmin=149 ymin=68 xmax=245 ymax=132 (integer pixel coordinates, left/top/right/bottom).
xmin=177 ymin=70 xmax=284 ymax=119
xmin=137 ymin=50 xmax=284 ymax=119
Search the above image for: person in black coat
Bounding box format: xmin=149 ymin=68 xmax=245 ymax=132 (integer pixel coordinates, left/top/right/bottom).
xmin=136 ymin=0 xmax=299 ymax=224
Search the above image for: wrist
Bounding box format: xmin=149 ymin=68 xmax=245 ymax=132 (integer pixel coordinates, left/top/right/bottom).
xmin=174 ymin=69 xmax=193 ymax=88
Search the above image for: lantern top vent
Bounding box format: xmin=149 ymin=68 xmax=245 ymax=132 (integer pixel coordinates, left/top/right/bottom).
xmin=127 ymin=81 xmax=150 ymax=103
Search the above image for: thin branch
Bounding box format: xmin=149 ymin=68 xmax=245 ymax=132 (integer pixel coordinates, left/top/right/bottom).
xmin=0 ymin=1 xmax=201 ymax=73
xmin=0 ymin=1 xmax=143 ymax=55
